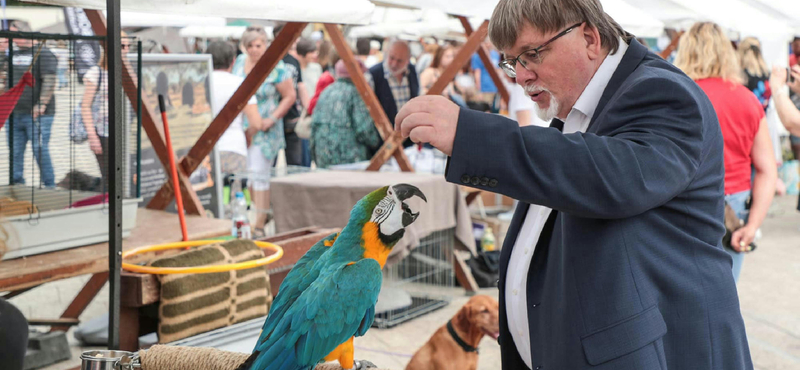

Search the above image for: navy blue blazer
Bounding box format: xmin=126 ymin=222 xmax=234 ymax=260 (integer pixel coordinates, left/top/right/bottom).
xmin=445 ymin=40 xmax=752 ymax=369
xmin=370 ymin=62 xmax=419 ymax=147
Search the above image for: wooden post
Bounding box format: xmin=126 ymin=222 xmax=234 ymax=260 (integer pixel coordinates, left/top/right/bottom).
xmin=146 ymin=22 xmax=308 ymax=211
xmin=659 ymin=30 xmax=683 ymax=59
xmin=85 ymin=10 xmax=205 ymax=215
xmin=50 ymin=272 xmax=108 ymax=332
xmin=458 ymin=17 xmax=509 ymax=104
xmin=367 ymin=20 xmax=493 ymax=171
xmin=428 ymin=20 xmax=489 ymax=96
xmin=324 ymin=23 xmax=414 ymax=172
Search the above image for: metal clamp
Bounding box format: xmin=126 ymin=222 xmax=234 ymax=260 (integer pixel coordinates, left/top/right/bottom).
xmin=117 ymin=353 xmax=141 ymax=370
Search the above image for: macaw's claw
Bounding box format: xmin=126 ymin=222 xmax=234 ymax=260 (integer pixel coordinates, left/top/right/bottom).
xmin=354 ymin=360 xmax=377 ymax=370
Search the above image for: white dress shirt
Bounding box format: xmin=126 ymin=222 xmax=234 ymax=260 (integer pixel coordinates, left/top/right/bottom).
xmin=505 ymin=40 xmax=629 ymax=369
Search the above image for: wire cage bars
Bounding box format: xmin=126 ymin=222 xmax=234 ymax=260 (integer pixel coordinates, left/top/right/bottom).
xmin=373 ymin=227 xmax=456 ymax=329
xmin=0 ymin=31 xmax=142 ymax=259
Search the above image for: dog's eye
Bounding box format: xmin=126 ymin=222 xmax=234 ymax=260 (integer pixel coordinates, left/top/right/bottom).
xmin=481 ymin=309 xmax=490 ymax=313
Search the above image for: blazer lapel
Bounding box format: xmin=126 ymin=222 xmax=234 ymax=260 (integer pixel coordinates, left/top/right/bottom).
xmin=587 ymin=38 xmax=649 ymax=132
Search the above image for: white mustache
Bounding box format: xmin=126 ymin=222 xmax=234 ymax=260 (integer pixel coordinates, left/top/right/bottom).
xmin=523 ymin=84 xmax=550 ymax=95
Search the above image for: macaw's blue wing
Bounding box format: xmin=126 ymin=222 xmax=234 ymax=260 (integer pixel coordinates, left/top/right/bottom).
xmin=255 ymin=232 xmax=338 ymax=349
xmin=250 ymin=259 xmax=383 ymax=370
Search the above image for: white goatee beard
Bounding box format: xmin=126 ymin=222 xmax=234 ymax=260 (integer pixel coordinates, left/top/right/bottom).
xmin=523 ymin=85 xmax=560 ymax=122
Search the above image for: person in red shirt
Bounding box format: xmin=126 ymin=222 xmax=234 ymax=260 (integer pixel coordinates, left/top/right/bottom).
xmin=790 ymin=37 xmax=800 ymax=67
xmin=675 ymin=22 xmax=777 ymax=283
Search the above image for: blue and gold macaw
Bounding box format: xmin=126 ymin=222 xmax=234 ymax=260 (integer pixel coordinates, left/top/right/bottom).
xmin=239 ymin=184 xmax=426 ymax=370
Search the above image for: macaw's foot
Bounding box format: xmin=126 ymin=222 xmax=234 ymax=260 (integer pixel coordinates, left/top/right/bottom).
xmin=354 ymin=359 xmax=377 ymax=370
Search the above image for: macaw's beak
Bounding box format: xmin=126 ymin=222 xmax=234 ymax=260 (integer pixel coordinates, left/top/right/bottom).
xmin=393 ymin=184 xmax=427 ymax=202
xmin=393 ymin=184 xmax=425 ymax=227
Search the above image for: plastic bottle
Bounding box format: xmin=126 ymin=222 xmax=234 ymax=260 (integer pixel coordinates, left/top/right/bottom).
xmin=482 ymin=226 xmax=496 ymax=252
xmin=231 ymin=191 xmax=251 ymax=239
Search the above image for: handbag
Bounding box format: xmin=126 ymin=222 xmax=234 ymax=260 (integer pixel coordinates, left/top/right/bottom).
xmin=70 ymin=71 xmax=102 ymax=144
xmin=295 ymin=109 xmax=312 ymax=139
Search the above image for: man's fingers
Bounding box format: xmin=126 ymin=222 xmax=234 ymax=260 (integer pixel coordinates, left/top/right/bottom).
xmin=395 ymin=95 xmax=447 ymax=128
xmin=409 ymin=126 xmax=436 ymax=145
xmin=399 ymin=112 xmax=433 ymax=138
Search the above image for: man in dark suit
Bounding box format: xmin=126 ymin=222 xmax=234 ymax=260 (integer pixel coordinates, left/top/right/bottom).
xmin=369 ymin=40 xmax=418 ymax=147
xmin=397 ymin=0 xmax=752 ymax=369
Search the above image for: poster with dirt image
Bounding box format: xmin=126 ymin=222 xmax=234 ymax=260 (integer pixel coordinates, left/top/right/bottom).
xmin=131 ymin=54 xmax=222 ymax=218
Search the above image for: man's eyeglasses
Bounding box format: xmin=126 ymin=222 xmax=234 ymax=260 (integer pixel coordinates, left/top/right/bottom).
xmin=498 ymin=22 xmax=583 ymax=78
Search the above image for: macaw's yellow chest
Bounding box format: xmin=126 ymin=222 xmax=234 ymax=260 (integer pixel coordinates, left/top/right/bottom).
xmin=360 ymin=222 xmax=392 ymax=268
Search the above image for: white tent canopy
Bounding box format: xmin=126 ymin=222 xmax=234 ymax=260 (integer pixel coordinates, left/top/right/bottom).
xmin=179 ymin=26 xmax=256 ymax=39
xmin=624 ymin=0 xmax=793 ymax=68
xmin=111 ymin=11 xmax=227 ymax=28
xmin=24 ymin=0 xmax=376 ymax=25
xmin=347 ymin=8 xmax=478 ymax=40
xmin=372 ymin=0 xmax=666 ymax=38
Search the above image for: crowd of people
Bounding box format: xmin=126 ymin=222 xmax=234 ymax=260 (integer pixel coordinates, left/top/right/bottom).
xmin=200 ymin=23 xmax=800 ymax=240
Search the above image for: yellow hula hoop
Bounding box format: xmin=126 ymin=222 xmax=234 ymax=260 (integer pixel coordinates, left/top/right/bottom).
xmin=121 ymin=240 xmax=283 ymax=275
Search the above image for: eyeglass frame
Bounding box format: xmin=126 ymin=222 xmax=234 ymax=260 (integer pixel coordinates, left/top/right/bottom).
xmin=498 ymin=22 xmax=584 ymax=78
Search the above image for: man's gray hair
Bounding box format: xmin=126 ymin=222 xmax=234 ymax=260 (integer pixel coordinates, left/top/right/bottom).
xmin=208 ymin=40 xmax=236 ymax=70
xmin=386 ymin=39 xmax=410 ymax=55
xmin=488 ymin=0 xmax=630 ymax=53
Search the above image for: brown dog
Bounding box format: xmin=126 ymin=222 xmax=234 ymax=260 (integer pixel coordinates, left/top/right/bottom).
xmin=406 ymin=295 xmax=500 ymax=370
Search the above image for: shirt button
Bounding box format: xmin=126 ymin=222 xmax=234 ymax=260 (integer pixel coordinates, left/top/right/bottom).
xmin=460 ymin=175 xmax=470 ymax=184
xmin=488 ymin=179 xmax=498 ymax=188
xmin=480 ymin=177 xmax=489 ymax=186
xmin=471 ymin=176 xmax=480 ymax=186
xmin=524 ymin=249 xmax=529 ymax=255
xmin=512 ymin=289 xmax=518 ymax=295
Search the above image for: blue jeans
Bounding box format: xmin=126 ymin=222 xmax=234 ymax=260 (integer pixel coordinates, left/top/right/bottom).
xmin=6 ymin=114 xmax=55 ymax=187
xmin=724 ymin=190 xmax=751 ymax=283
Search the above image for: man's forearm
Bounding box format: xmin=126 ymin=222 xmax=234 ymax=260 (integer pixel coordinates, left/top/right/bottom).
xmin=39 ymin=75 xmax=57 ymax=109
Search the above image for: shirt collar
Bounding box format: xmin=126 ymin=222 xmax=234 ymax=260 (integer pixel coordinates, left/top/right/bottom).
xmin=570 ymin=38 xmax=629 ymax=120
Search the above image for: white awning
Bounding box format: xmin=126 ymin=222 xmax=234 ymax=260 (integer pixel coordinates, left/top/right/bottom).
xmin=179 ymin=25 xmax=270 ymax=39
xmin=22 ymin=0 xmax=376 ymax=25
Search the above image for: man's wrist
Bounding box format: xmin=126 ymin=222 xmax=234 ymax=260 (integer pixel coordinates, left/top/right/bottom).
xmin=774 ymin=86 xmax=790 ymax=98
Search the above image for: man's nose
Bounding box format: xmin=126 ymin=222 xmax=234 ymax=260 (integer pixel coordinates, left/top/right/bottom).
xmin=515 ymin=65 xmax=537 ymax=86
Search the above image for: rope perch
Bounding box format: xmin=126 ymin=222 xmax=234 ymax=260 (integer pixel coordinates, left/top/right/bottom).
xmin=138 ymin=345 xmax=391 ymax=370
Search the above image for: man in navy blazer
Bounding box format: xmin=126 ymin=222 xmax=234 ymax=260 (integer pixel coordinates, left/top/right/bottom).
xmin=369 ymin=40 xmax=419 ymax=147
xmin=397 ymin=0 xmax=752 ymax=369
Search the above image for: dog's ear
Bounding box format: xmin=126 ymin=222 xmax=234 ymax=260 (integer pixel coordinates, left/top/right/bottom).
xmin=455 ymin=303 xmax=473 ymax=331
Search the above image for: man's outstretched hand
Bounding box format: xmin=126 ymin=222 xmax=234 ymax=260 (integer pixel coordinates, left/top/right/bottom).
xmin=396 ymin=95 xmax=460 ymax=156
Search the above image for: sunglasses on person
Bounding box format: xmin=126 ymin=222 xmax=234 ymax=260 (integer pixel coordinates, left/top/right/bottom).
xmin=498 ymin=22 xmax=583 ymax=78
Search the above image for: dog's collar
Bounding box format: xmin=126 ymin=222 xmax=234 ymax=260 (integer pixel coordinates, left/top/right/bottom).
xmin=447 ymin=320 xmax=479 ymax=353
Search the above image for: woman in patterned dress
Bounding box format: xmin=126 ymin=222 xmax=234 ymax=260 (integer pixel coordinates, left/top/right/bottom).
xmin=233 ymin=27 xmax=296 ymax=232
xmin=310 ymin=59 xmax=381 ymax=168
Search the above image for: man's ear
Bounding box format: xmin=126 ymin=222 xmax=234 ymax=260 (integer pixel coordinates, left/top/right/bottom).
xmin=583 ymin=24 xmax=603 ymax=60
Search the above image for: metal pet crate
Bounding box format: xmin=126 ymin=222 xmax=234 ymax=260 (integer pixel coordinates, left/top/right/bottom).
xmin=373 ymin=227 xmax=455 ymax=328
xmin=0 ymin=31 xmax=143 ymax=259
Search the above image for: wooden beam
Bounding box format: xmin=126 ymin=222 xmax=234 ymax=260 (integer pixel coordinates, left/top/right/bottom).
xmin=658 ymin=31 xmax=683 ymax=59
xmin=325 ymin=23 xmax=413 ymax=172
xmin=147 ymin=22 xmax=308 ymax=212
xmin=367 ymin=20 xmax=494 ymax=171
xmin=85 ymin=9 xmax=204 ymax=215
xmin=429 ymin=20 xmax=489 ymax=96
xmin=459 ymin=17 xmax=509 ymax=104
xmin=28 ymin=318 xmax=80 ymax=327
xmin=50 ymin=272 xmax=108 ymax=332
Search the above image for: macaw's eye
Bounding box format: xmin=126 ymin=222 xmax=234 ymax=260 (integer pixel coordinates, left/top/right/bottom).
xmin=376 ymin=208 xmax=384 ymax=215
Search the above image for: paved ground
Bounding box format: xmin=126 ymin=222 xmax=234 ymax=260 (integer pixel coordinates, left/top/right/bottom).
xmin=7 ymin=195 xmax=800 ymax=370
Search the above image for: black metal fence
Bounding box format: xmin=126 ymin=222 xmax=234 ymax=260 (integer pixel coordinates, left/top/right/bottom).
xmin=0 ymin=31 xmax=142 ymax=220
